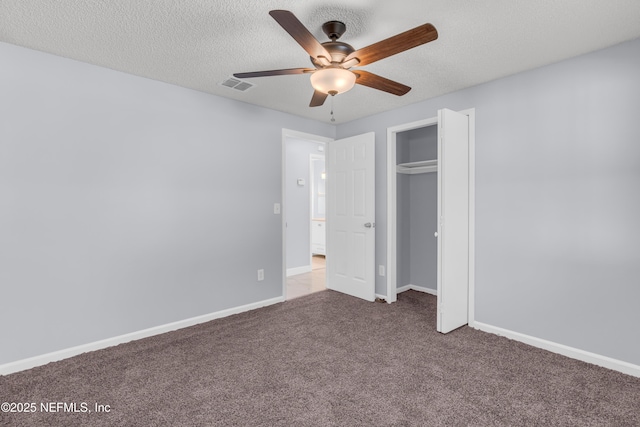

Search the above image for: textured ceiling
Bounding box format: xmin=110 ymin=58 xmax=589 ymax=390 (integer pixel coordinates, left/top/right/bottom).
xmin=2 ymin=0 xmax=640 ymax=124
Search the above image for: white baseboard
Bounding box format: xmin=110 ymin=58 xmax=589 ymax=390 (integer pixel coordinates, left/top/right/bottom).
xmin=0 ymin=296 xmax=284 ymax=376
xmin=286 ymin=265 xmax=312 ymax=277
xmin=473 ymin=321 xmax=640 ymax=378
xmin=396 ymin=284 xmax=437 ymax=296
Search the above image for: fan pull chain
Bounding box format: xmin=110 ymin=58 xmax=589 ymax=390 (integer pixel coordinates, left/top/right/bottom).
xmin=330 ymin=94 xmax=336 ymax=122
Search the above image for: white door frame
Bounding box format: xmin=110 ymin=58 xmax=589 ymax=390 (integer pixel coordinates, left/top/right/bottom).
xmin=282 ymin=129 xmax=333 ymax=299
xmin=385 ymin=109 xmax=476 ymax=326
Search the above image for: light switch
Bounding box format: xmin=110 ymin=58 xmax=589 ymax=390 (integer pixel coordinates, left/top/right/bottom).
xmin=297 ymin=178 xmax=305 ymax=186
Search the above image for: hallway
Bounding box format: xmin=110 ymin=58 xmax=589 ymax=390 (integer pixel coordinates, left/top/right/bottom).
xmin=286 ymin=255 xmax=325 ymax=300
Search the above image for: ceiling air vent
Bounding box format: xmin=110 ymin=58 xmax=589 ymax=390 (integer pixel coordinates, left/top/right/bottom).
xmin=220 ymin=77 xmax=254 ymax=92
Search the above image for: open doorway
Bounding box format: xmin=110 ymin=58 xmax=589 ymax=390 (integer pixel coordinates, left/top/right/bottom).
xmin=282 ymin=129 xmax=332 ymax=300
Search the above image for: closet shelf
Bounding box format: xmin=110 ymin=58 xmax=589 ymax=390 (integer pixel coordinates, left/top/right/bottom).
xmin=396 ymin=159 xmax=438 ymax=174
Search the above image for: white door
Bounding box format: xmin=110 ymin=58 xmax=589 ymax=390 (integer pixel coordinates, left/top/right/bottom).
xmin=437 ymin=109 xmax=470 ymax=333
xmin=326 ymin=132 xmax=376 ymax=301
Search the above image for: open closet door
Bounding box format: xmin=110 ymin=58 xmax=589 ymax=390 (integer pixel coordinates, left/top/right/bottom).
xmin=437 ymin=109 xmax=470 ymax=333
xmin=326 ymin=132 xmax=376 ymax=302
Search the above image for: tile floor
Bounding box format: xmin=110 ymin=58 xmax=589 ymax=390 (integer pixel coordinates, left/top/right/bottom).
xmin=286 ymin=255 xmax=326 ymax=300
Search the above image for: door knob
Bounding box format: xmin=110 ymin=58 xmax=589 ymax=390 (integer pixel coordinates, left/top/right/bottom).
xmin=364 ymin=222 xmax=373 ymax=228
xmin=434 ymin=231 xmax=438 ymax=237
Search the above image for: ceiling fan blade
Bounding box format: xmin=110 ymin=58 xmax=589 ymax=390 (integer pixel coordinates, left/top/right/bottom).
xmin=353 ymin=70 xmax=411 ymax=96
xmin=233 ymin=68 xmax=314 ymax=78
xmin=344 ymin=23 xmax=438 ymax=67
xmin=310 ymin=90 xmax=328 ymax=107
xmin=269 ymin=10 xmax=333 ymax=62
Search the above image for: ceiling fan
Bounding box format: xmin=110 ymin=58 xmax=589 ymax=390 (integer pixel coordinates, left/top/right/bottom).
xmin=233 ymin=10 xmax=438 ymax=107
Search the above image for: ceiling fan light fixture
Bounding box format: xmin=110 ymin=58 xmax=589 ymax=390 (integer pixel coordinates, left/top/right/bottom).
xmin=310 ymin=68 xmax=356 ymax=95
xmin=235 ymin=11 xmax=437 ymax=108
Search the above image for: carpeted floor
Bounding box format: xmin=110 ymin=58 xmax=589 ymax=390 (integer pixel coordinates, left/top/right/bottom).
xmin=1 ymin=290 xmax=639 ymax=426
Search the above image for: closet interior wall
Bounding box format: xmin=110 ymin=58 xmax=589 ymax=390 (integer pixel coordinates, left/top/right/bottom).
xmin=396 ymin=125 xmax=439 ymax=294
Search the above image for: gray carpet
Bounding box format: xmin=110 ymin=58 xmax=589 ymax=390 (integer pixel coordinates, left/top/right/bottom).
xmin=1 ymin=290 xmax=639 ymax=426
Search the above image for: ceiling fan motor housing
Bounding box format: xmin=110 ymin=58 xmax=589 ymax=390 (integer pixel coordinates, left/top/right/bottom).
xmin=311 ymin=41 xmax=355 ymax=66
xmin=310 ymin=21 xmax=354 ymax=67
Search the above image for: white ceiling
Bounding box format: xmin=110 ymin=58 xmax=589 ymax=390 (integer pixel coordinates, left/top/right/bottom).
xmin=2 ymin=0 xmax=640 ymax=124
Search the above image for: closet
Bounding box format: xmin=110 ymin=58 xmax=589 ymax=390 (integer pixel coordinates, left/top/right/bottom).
xmin=396 ymin=124 xmax=438 ymax=295
xmin=387 ymin=108 xmax=473 ymax=333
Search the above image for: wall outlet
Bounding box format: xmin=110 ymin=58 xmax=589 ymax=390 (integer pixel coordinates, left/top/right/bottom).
xmin=257 ymin=269 xmax=264 ymax=281
xmin=379 ymin=265 xmax=385 ymax=277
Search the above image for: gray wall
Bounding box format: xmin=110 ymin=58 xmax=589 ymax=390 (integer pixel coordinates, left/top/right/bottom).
xmin=337 ymin=37 xmax=640 ymax=365
xmin=285 ymin=138 xmax=325 ymax=270
xmin=0 ymin=42 xmax=334 ymax=365
xmin=396 ymin=132 xmax=411 ymax=288
xmin=408 ymin=172 xmax=437 ymax=290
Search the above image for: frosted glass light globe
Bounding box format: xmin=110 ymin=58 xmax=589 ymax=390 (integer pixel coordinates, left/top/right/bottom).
xmin=310 ymin=68 xmax=356 ymax=95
